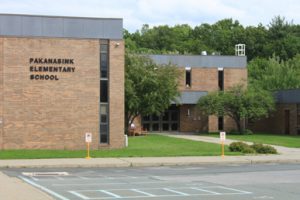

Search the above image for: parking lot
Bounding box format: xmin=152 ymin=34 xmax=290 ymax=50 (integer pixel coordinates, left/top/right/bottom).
xmin=3 ymin=164 xmax=300 ymax=200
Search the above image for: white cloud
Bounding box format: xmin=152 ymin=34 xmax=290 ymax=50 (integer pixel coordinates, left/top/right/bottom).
xmin=0 ymin=0 xmax=299 ymax=31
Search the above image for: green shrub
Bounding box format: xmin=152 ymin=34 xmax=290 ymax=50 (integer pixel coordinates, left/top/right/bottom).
xmin=251 ymin=143 xmax=277 ymax=154
xmin=241 ymin=146 xmax=256 ymax=154
xmin=229 ymin=142 xmax=277 ymax=154
xmin=229 ymin=142 xmax=250 ymax=152
xmin=243 ymin=129 xmax=253 ymax=135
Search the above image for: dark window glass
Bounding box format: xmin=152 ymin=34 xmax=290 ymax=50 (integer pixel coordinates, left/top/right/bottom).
xmin=100 ymin=124 xmax=108 ymax=143
xmin=101 ymin=53 xmax=108 ymax=66
xmin=100 ymin=134 xmax=108 ymax=143
xmin=152 ymin=115 xmax=159 ymax=121
xmin=142 ymin=123 xmax=150 ymax=131
xmin=186 ymin=69 xmax=191 ymax=87
xmin=218 ymin=70 xmax=224 ymax=91
xmin=142 ymin=115 xmax=150 ymax=121
xmin=171 ymin=112 xmax=178 ymax=121
xmin=100 ymin=53 xmax=108 ymax=78
xmin=162 ymin=123 xmax=169 ymax=131
xmin=152 ymin=123 xmax=159 ymax=131
xmin=171 ymin=123 xmax=178 ymax=131
xmin=101 ymin=115 xmax=107 ymax=123
xmin=162 ymin=112 xmax=169 ymax=121
xmin=101 ymin=70 xmax=107 ymax=78
xmin=218 ymin=116 xmax=224 ymax=130
xmin=100 ymin=44 xmax=108 ymax=52
xmin=100 ymin=80 xmax=108 ymax=102
xmin=100 ymin=41 xmax=109 ymax=144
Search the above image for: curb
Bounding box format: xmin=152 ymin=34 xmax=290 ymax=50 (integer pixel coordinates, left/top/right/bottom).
xmin=1 ymin=155 xmax=300 ymax=168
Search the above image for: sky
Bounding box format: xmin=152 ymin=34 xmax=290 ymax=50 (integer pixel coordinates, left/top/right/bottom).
xmin=0 ymin=0 xmax=299 ymax=32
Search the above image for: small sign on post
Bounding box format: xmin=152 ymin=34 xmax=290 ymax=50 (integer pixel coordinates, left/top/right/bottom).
xmin=85 ymin=132 xmax=92 ymax=159
xmin=220 ymin=131 xmax=226 ymax=158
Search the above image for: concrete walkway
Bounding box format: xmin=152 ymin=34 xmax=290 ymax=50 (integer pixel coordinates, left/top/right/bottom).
xmin=162 ymin=132 xmax=300 ymax=155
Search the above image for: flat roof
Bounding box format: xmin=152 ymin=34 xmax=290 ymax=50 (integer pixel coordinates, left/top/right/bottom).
xmin=275 ymin=89 xmax=300 ymax=103
xmin=148 ymin=54 xmax=247 ymax=68
xmin=0 ymin=13 xmax=123 ymax=39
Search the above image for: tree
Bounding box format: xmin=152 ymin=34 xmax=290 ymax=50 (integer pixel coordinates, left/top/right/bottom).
xmin=125 ymin=53 xmax=180 ymax=132
xmin=197 ymin=85 xmax=275 ymax=133
xmin=248 ymin=54 xmax=300 ymax=91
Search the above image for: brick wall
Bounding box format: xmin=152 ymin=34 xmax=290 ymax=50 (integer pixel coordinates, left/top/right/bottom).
xmin=249 ymin=103 xmax=299 ymax=135
xmin=0 ymin=38 xmax=3 ymax=148
xmin=0 ymin=37 xmax=124 ymax=150
xmin=108 ymin=40 xmax=125 ymax=148
xmin=179 ymin=105 xmax=208 ymax=132
xmin=178 ymin=68 xmax=219 ymax=91
xmin=224 ymin=68 xmax=247 ymax=89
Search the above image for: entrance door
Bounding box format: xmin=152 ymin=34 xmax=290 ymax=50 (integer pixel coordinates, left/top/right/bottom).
xmin=142 ymin=106 xmax=179 ymax=131
xmin=285 ymin=110 xmax=290 ymax=135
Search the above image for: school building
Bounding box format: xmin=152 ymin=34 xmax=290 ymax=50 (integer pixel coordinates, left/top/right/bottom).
xmin=0 ymin=14 xmax=125 ymax=150
xmin=249 ymin=89 xmax=300 ymax=135
xmin=133 ymin=54 xmax=248 ymax=133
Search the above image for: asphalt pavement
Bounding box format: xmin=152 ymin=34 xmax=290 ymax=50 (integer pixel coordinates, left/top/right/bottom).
xmin=3 ymin=163 xmax=300 ymax=200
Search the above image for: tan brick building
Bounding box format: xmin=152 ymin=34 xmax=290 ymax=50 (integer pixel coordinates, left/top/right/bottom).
xmin=134 ymin=54 xmax=247 ymax=133
xmin=0 ymin=14 xmax=125 ymax=150
xmin=249 ymin=89 xmax=300 ymax=135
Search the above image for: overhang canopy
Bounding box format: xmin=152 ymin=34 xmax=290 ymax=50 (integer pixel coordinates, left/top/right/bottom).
xmin=173 ymin=91 xmax=208 ymax=104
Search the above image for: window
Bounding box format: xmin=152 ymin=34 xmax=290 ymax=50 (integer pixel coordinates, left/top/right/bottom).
xmin=185 ymin=67 xmax=191 ymax=87
xmin=218 ymin=116 xmax=224 ymax=130
xmin=218 ymin=68 xmax=224 ymax=91
xmin=100 ymin=40 xmax=109 ymax=144
xmin=100 ymin=80 xmax=108 ymax=102
xmin=297 ymin=104 xmax=300 ymax=126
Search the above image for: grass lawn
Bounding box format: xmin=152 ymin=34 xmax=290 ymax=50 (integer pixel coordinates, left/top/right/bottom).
xmin=0 ymin=134 xmax=240 ymax=159
xmin=204 ymin=132 xmax=300 ymax=148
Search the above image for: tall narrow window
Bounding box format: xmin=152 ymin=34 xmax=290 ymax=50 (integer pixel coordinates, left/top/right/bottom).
xmin=185 ymin=67 xmax=191 ymax=88
xmin=100 ymin=40 xmax=109 ymax=144
xmin=218 ymin=116 xmax=224 ymax=130
xmin=218 ymin=68 xmax=224 ymax=91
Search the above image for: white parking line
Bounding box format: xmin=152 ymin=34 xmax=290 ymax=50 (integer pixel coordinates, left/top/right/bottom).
xmin=131 ymin=189 xmax=156 ymax=197
xmin=99 ymin=190 xmax=122 ymax=198
xmin=30 ymin=176 xmax=39 ymax=181
xmin=77 ymin=176 xmax=90 ymax=180
xmin=19 ymin=176 xmax=70 ymax=200
xmin=215 ymin=186 xmax=252 ymax=194
xmin=69 ymin=191 xmax=90 ymax=200
xmin=191 ymin=187 xmax=221 ymax=195
xmin=163 ymin=188 xmax=189 ymax=196
xmin=55 ymin=176 xmax=65 ymax=180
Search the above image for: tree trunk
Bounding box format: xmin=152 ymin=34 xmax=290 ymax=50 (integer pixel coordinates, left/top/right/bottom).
xmin=233 ymin=117 xmax=242 ymax=134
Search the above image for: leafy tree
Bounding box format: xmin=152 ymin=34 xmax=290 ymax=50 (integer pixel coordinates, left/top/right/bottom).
xmin=124 ymin=16 xmax=299 ymax=61
xmin=125 ymin=53 xmax=180 ymax=132
xmin=248 ymin=54 xmax=300 ymax=90
xmin=197 ymin=85 xmax=275 ymax=133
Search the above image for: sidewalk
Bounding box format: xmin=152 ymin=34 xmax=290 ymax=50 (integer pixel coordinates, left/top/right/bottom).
xmin=162 ymin=133 xmax=300 ymax=155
